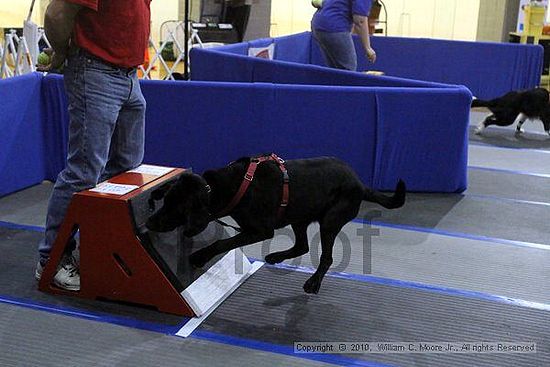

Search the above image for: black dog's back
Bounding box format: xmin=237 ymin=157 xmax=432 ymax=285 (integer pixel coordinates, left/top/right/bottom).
xmin=233 ymin=156 xmax=404 ymax=228
xmin=472 ymin=88 xmax=549 ymax=118
xmin=210 ymin=157 xmax=366 ymax=229
xmin=520 ymin=89 xmax=550 ymax=118
xmin=286 ymin=156 xmax=405 ymax=209
xmin=282 ymin=157 xmax=364 ymax=223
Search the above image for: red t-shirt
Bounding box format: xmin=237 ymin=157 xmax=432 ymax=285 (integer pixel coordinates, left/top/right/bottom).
xmin=67 ymin=0 xmax=151 ymax=68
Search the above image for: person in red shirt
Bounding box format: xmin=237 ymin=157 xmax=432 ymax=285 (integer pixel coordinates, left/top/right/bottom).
xmin=36 ymin=0 xmax=152 ymax=291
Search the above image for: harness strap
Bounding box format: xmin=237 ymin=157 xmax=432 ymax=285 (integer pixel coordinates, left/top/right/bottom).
xmin=215 ymin=153 xmax=289 ymax=220
xmin=277 ymin=158 xmax=289 ymax=220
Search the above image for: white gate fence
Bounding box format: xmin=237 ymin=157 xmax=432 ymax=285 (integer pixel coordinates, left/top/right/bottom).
xmin=1 ymin=21 xmax=218 ymax=81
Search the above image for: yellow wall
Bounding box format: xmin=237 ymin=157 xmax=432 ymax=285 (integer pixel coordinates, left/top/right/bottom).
xmin=271 ymin=0 xmax=316 ymax=37
xmin=1 ymin=0 xmax=482 ymax=42
xmin=271 ymin=0 xmax=481 ymax=41
xmin=0 ymin=0 xmax=179 ymax=43
xmin=0 ymin=0 xmax=42 ymax=27
xmin=151 ymin=0 xmax=179 ymax=44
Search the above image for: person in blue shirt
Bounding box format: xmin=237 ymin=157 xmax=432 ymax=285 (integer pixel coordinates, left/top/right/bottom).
xmin=311 ymin=0 xmax=376 ymax=71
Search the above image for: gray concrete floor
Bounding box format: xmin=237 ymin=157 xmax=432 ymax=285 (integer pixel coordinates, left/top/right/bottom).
xmin=1 ymin=110 xmax=550 ymax=366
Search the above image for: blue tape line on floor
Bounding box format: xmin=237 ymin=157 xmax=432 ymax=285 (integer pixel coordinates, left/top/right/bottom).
xmin=1 ymin=221 xmax=548 ymax=363
xmin=469 ymin=141 xmax=550 ymax=154
xmin=0 ymin=294 xmax=395 ymax=367
xmin=0 ymin=220 xmax=44 ymax=233
xmin=3 ymin=219 xmax=550 ymax=308
xmin=193 ymin=330 xmax=396 ymax=367
xmin=465 ymin=193 xmax=550 ymax=208
xmin=4 ymin=207 xmax=550 ymax=252
xmin=469 ymin=165 xmax=550 ymax=179
xmin=0 ymin=294 xmax=185 ymax=334
xmin=260 ymin=262 xmax=550 ymax=312
xmin=352 ymin=218 xmax=550 ymax=251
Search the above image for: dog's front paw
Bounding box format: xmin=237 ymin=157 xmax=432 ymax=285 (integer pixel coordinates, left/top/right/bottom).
xmin=303 ymin=276 xmax=321 ymax=294
xmin=474 ymin=122 xmax=486 ymax=135
xmin=515 ymin=128 xmax=524 ymax=135
xmin=189 ymin=250 xmax=210 ymax=268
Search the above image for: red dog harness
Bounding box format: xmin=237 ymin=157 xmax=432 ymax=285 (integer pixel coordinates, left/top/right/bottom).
xmin=216 ymin=154 xmax=289 ymax=220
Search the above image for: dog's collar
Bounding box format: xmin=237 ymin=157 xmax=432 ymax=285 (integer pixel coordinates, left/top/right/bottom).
xmin=213 ymin=153 xmax=289 ymax=220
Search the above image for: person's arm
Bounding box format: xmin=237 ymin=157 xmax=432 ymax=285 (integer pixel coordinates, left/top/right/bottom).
xmin=352 ymin=14 xmax=376 ymax=63
xmin=43 ymin=0 xmax=83 ymax=69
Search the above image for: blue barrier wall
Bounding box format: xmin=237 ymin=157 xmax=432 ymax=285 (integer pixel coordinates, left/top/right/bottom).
xmin=140 ymin=80 xmax=379 ymax=187
xmin=193 ymin=31 xmax=543 ymax=100
xmin=0 ymin=73 xmax=46 ymax=196
xmin=362 ymin=36 xmax=543 ymax=99
xmin=373 ymin=88 xmax=470 ymax=191
xmin=191 ymin=47 xmax=445 ymax=89
xmin=0 ymin=73 xmax=470 ymax=197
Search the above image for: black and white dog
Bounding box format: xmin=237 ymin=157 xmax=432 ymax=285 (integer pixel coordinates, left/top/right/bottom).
xmin=472 ymin=88 xmax=550 ymax=136
xmin=146 ymin=155 xmax=406 ymax=294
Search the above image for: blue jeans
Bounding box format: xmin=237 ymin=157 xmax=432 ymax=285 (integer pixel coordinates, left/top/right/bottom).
xmin=312 ymin=29 xmax=357 ymax=71
xmin=38 ymin=52 xmax=146 ymax=265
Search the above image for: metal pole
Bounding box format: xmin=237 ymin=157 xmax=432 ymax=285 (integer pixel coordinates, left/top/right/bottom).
xmin=184 ymin=0 xmax=190 ymax=80
xmin=27 ymin=0 xmax=37 ymax=22
xmin=379 ymin=0 xmax=388 ymax=36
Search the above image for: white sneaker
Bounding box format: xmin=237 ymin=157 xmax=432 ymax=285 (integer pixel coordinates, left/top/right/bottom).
xmin=34 ymin=261 xmax=42 ymax=281
xmin=35 ymin=255 xmax=80 ymax=291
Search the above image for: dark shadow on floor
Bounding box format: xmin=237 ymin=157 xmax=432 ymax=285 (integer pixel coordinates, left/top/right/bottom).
xmin=468 ymin=125 xmax=550 ymax=150
xmin=358 ymin=193 xmax=465 ymax=232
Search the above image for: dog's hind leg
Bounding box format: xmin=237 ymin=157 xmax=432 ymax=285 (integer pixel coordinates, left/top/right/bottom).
xmin=515 ymin=113 xmax=528 ymax=135
xmin=542 ymin=115 xmax=550 ymax=136
xmin=303 ymin=204 xmax=355 ymax=294
xmin=303 ymin=225 xmax=341 ymax=294
xmin=189 ymin=230 xmax=274 ymax=268
xmin=265 ymin=222 xmax=309 ymax=265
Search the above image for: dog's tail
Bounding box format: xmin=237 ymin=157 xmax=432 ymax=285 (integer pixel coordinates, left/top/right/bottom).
xmin=363 ymin=180 xmax=406 ymax=209
xmin=471 ymin=98 xmax=493 ymax=108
